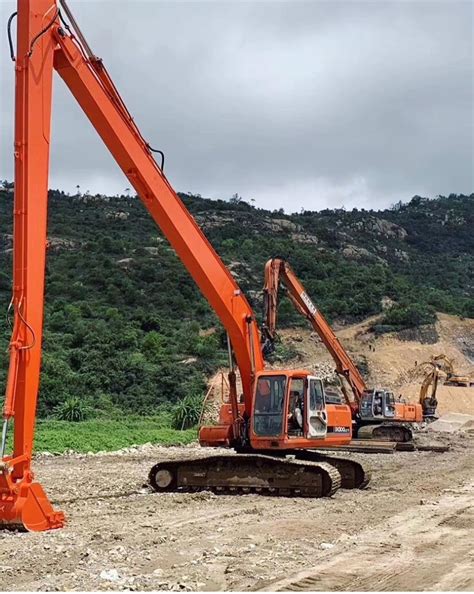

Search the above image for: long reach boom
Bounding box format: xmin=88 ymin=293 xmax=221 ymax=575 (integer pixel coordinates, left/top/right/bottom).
xmin=2 ymin=1 xmax=371 ymax=532
xmin=262 ymin=258 xmax=365 ymax=412
xmin=1 ymin=0 xmax=263 ymax=531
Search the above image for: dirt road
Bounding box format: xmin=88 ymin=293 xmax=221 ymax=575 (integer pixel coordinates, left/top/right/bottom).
xmin=1 ymin=436 xmax=473 ymax=591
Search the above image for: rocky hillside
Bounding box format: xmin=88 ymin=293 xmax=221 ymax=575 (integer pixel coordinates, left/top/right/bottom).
xmin=0 ymin=184 xmax=472 ymax=416
xmin=274 ymin=313 xmax=474 ymax=416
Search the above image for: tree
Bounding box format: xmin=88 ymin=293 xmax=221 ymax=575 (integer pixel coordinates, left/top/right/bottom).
xmin=381 ymin=304 xmax=436 ymax=329
xmin=229 ymin=193 xmax=242 ymax=204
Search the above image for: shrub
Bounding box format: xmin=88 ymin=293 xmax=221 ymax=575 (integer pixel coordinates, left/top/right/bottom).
xmin=172 ymin=393 xmax=204 ymax=430
xmin=54 ymin=396 xmax=93 ymax=422
xmin=379 ymin=303 xmax=436 ymax=330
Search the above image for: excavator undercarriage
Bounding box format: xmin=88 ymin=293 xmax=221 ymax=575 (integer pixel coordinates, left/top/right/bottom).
xmin=356 ymin=423 xmax=414 ymax=442
xmin=149 ymin=452 xmax=369 ymax=498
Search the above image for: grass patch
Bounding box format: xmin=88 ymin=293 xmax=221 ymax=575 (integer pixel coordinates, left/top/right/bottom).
xmin=28 ymin=416 xmax=197 ymax=454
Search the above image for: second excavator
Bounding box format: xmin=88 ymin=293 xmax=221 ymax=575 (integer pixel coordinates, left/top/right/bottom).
xmin=418 ymin=360 xmax=444 ymax=420
xmin=1 ymin=0 xmax=369 ymax=532
xmin=429 ymin=355 xmax=472 ymax=387
xmin=262 ymin=258 xmax=423 ymax=441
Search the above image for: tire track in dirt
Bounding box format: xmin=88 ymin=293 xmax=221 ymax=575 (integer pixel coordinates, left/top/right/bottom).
xmin=259 ymin=483 xmax=474 ymax=592
xmin=3 ymin=441 xmax=473 ymax=592
xmin=160 ymin=501 xmax=264 ymax=530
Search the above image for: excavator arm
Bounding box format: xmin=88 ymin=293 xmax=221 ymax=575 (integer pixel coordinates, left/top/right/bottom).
xmin=262 ymin=258 xmax=366 ymax=412
xmin=418 ymin=361 xmax=446 ymax=418
xmin=1 ymin=0 xmax=263 ymax=531
xmin=431 ymin=354 xmax=471 ymax=386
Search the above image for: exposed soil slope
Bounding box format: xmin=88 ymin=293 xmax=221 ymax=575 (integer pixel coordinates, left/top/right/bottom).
xmin=277 ymin=313 xmax=474 ymax=415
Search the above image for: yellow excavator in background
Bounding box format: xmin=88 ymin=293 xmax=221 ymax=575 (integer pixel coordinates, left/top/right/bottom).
xmin=418 ymin=361 xmax=446 ymax=420
xmin=431 ymin=355 xmax=473 ymax=387
xmin=418 ymin=354 xmax=473 ymax=420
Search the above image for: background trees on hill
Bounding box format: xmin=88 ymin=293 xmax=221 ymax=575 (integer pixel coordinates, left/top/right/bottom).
xmin=0 ymin=188 xmax=471 ymax=417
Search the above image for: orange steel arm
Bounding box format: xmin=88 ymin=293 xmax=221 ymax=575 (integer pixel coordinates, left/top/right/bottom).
xmin=51 ymin=21 xmax=264 ymax=399
xmin=0 ymin=0 xmax=60 ymax=532
xmin=262 ymin=258 xmax=366 ymax=410
xmin=1 ymin=0 xmax=263 ymax=531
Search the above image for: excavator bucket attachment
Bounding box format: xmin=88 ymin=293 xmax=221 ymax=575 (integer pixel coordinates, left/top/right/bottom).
xmin=0 ymin=472 xmax=65 ymax=532
xmin=20 ymin=483 xmax=65 ymax=532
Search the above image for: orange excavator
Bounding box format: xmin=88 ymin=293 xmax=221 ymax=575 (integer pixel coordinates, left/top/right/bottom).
xmin=1 ymin=0 xmax=369 ymax=532
xmin=262 ymin=258 xmax=423 ymax=441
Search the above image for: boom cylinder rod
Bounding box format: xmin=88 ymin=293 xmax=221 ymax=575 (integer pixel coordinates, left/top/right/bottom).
xmin=0 ymin=420 xmax=8 ymax=459
xmin=58 ymin=0 xmax=96 ymax=60
xmin=226 ymin=333 xmax=234 ymax=371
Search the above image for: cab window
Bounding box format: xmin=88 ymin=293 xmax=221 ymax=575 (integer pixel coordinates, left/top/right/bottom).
xmin=309 ymin=379 xmax=325 ymax=411
xmin=253 ymin=375 xmax=286 ymax=436
xmin=385 ymin=391 xmax=396 ymax=416
xmin=288 ymin=378 xmax=305 ymax=435
xmin=289 ymin=378 xmax=304 ymax=412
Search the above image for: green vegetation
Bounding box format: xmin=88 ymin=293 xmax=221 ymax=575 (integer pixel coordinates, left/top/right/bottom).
xmin=32 ymin=417 xmax=196 ymax=453
xmin=378 ymin=303 xmax=437 ymax=332
xmin=172 ymin=393 xmax=204 ymax=430
xmin=266 ymin=340 xmax=301 ymax=364
xmin=0 ymin=186 xmax=472 ymax=424
xmin=54 ymin=396 xmax=93 ymax=422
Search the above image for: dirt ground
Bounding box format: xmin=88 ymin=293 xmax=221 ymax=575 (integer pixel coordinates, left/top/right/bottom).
xmin=1 ymin=435 xmax=473 ymax=592
xmin=1 ymin=313 xmax=473 ymax=592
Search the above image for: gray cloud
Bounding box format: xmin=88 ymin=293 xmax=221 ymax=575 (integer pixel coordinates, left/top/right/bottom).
xmin=1 ymin=0 xmax=472 ymax=211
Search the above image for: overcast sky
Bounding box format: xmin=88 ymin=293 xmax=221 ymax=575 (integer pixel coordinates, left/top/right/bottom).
xmin=0 ymin=1 xmax=472 ymax=212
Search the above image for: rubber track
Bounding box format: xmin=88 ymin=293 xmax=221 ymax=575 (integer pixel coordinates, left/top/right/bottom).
xmin=292 ymin=451 xmax=371 ymax=490
xmin=149 ymin=454 xmax=341 ymax=498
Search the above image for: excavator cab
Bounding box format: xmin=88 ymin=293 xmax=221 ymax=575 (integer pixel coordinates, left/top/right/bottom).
xmin=203 ymin=370 xmax=345 ymax=449
xmin=360 ymin=389 xmax=395 ymax=420
xmin=249 ymin=370 xmax=351 ymax=449
xmin=358 ymin=389 xmax=421 ymax=441
xmin=252 ymin=372 xmax=327 ymax=441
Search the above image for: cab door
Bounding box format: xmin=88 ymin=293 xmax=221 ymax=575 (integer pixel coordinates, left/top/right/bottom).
xmin=383 ymin=391 xmax=396 ymax=418
xmin=306 ymin=377 xmax=328 ymax=439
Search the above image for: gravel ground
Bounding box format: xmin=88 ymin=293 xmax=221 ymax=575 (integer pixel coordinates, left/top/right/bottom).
xmin=0 ymin=435 xmax=473 ymax=592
